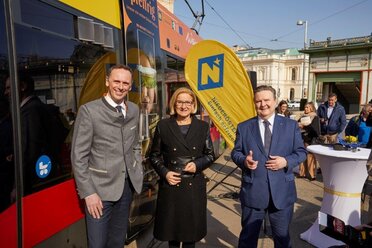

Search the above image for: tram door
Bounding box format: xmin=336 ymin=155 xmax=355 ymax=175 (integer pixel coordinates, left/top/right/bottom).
xmin=0 ymin=0 xmax=118 ymax=246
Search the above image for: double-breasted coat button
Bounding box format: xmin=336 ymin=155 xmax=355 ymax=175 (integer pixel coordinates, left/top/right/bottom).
xmin=189 ymin=183 xmax=192 ymax=186
xmin=173 ymin=148 xmax=177 ymax=151
xmin=193 ymin=147 xmax=196 ymax=150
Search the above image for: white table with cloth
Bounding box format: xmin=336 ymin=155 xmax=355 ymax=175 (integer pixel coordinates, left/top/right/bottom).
xmin=300 ymin=144 xmax=371 ymax=248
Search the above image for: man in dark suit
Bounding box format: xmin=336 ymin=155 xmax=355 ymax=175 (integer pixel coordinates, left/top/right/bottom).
xmin=231 ymin=85 xmax=307 ymax=248
xmin=71 ymin=65 xmax=143 ymax=248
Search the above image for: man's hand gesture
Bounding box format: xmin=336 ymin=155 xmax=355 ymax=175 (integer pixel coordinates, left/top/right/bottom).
xmin=245 ymin=150 xmax=258 ymax=170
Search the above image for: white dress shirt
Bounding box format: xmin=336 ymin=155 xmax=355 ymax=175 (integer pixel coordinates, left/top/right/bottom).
xmin=104 ymin=95 xmax=126 ymax=118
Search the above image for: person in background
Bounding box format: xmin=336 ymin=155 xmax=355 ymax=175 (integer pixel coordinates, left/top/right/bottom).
xmin=276 ymin=100 xmax=292 ymax=117
xmin=298 ymin=102 xmax=320 ymax=181
xmin=345 ymin=104 xmax=372 ymax=147
xmin=365 ymin=99 xmax=372 ymax=148
xmin=150 ymin=87 xmax=215 ymax=248
xmin=71 ymin=64 xmax=143 ymax=248
xmin=317 ymin=93 xmax=346 ymax=144
xmin=231 ymin=85 xmax=307 ymax=248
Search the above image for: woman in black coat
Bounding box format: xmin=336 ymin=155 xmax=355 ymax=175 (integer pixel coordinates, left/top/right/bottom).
xmin=150 ymin=87 xmax=215 ymax=248
xmin=298 ymin=102 xmax=320 ymax=180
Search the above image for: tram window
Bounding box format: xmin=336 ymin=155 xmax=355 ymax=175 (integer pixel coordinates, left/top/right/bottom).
xmin=20 ymin=0 xmax=74 ymax=38
xmin=13 ymin=23 xmax=108 ymax=195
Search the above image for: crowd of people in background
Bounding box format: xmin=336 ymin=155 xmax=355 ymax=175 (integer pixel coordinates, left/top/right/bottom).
xmin=276 ymin=94 xmax=372 ymax=182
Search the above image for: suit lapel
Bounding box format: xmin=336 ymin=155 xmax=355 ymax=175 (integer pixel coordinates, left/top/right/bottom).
xmin=123 ymin=101 xmax=133 ymax=124
xmin=271 ymin=115 xmax=285 ymax=154
xmin=252 ymin=118 xmax=266 ymax=156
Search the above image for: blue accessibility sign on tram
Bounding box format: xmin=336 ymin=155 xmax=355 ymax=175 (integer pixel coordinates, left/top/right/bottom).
xmin=35 ymin=155 xmax=52 ymax=178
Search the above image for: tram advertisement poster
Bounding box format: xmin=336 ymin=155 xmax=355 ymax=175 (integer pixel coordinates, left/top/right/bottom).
xmin=123 ymin=0 xmax=159 ymax=114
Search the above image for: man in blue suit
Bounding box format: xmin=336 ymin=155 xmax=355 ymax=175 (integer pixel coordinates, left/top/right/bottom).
xmin=231 ymin=85 xmax=307 ymax=248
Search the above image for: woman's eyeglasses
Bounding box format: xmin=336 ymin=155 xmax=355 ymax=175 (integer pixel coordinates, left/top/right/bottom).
xmin=176 ymin=100 xmax=193 ymax=107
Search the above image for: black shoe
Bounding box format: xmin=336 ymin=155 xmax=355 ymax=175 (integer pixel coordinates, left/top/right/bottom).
xmin=308 ymin=177 xmax=316 ymax=181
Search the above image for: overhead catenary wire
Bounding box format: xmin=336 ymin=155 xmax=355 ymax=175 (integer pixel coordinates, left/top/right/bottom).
xmin=271 ymin=0 xmax=369 ymax=43
xmin=176 ymin=0 xmax=370 ymax=50
xmin=204 ymin=0 xmax=252 ymax=48
xmin=182 ymin=0 xmax=370 ymax=48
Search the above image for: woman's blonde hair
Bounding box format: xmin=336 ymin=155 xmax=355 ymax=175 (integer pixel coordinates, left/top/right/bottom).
xmin=305 ymin=101 xmax=316 ymax=113
xmin=169 ymin=87 xmax=198 ymax=116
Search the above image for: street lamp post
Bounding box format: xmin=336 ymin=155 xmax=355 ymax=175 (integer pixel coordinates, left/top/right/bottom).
xmin=297 ymin=20 xmax=308 ymax=99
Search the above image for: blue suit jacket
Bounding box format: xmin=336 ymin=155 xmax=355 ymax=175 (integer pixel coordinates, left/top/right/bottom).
xmin=231 ymin=114 xmax=307 ymax=210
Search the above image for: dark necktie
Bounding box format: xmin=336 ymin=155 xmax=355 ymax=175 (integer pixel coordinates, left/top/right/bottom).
xmin=263 ymin=120 xmax=272 ymax=155
xmin=115 ymin=105 xmax=122 ymax=113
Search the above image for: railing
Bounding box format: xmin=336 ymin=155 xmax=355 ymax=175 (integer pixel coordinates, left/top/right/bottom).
xmin=310 ymin=35 xmax=372 ymax=48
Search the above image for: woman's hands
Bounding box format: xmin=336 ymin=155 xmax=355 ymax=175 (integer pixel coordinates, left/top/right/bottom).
xmin=184 ymin=162 xmax=196 ymax=173
xmin=166 ymin=162 xmax=197 ymax=185
xmin=166 ymin=171 xmax=181 ymax=185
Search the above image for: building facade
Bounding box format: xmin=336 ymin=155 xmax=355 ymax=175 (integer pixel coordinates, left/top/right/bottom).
xmin=302 ymin=35 xmax=372 ymax=114
xmin=234 ymin=46 xmax=308 ymax=102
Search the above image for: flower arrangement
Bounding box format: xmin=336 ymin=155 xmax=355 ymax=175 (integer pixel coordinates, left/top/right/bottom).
xmin=344 ymin=135 xmax=358 ymax=143
xmin=339 ymin=136 xmax=360 ymax=152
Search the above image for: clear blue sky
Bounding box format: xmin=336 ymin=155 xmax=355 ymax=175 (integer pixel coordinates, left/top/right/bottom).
xmin=173 ymin=0 xmax=372 ymax=49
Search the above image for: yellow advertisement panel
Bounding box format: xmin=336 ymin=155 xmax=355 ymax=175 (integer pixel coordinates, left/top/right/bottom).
xmin=185 ymin=40 xmax=256 ymax=148
xmin=59 ymin=0 xmax=121 ymax=28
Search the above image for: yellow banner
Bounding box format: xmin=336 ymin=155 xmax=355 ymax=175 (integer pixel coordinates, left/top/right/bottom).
xmin=59 ymin=0 xmax=121 ymax=29
xmin=185 ymin=40 xmax=255 ymax=148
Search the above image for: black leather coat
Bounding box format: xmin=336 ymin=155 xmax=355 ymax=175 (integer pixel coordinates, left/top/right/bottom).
xmin=150 ymin=116 xmax=215 ymax=179
xmin=149 ymin=115 xmax=215 ymax=242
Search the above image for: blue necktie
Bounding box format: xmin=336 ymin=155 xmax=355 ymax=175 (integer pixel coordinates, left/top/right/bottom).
xmin=264 ymin=120 xmax=271 ymax=155
xmin=115 ymin=105 xmax=122 ymax=113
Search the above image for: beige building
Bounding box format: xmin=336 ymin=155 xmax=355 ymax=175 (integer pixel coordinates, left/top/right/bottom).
xmin=301 ymin=35 xmax=372 ymax=114
xmin=158 ymin=0 xmax=175 ymax=12
xmin=234 ymin=46 xmax=308 ymax=102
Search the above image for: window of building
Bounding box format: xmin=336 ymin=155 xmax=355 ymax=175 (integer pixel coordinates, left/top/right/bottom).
xmin=291 ymin=68 xmax=296 ymax=81
xmin=259 ymin=67 xmax=266 ymax=80
xmin=171 ymin=20 xmax=175 ymax=30
xmin=289 ymin=88 xmax=295 ymax=100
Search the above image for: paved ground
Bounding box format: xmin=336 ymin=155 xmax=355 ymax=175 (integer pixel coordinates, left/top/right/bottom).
xmin=127 ymin=148 xmax=372 ymax=248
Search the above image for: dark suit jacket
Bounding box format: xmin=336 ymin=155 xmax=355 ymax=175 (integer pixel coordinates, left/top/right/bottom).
xmin=231 ymin=114 xmax=307 ymax=210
